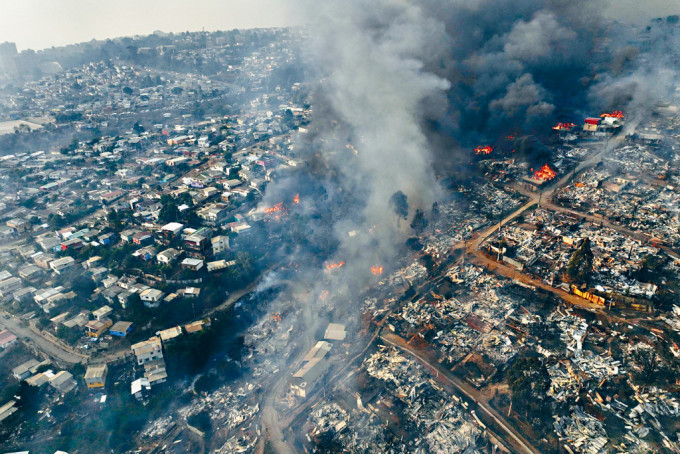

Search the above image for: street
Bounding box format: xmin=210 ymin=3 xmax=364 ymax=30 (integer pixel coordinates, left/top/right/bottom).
xmin=0 ymin=311 xmax=86 ymax=364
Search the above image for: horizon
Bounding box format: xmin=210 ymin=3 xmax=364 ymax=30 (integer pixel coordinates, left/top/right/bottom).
xmin=0 ymin=0 xmax=678 ymax=52
xmin=0 ymin=0 xmax=298 ymax=52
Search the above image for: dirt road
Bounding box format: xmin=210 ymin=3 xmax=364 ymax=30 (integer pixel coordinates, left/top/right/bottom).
xmin=381 ymin=332 xmax=541 ymax=454
xmin=0 ymin=312 xmax=87 ymax=364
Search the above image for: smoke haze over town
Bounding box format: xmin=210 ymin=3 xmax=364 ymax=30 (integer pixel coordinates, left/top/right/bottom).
xmin=0 ymin=1 xmax=680 ymax=454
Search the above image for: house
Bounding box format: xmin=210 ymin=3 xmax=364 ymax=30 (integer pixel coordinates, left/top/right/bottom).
xmin=161 ymin=222 xmax=184 ymax=236
xmin=120 ymin=229 xmax=141 ymax=243
xmin=226 ymin=221 xmax=251 ymax=233
xmin=50 ymin=312 xmax=70 ymax=325
xmin=291 ymin=341 xmax=333 ymax=398
xmin=207 ymin=260 xmax=236 ymax=272
xmin=109 ymin=320 xmax=134 ymax=336
xmin=131 ymin=377 xmax=151 ymax=400
xmin=132 ymin=231 xmax=153 ymax=245
xmin=0 ymin=277 xmax=22 ymax=297
xmin=211 ymin=235 xmax=230 ymax=255
xmin=12 ymin=359 xmax=41 ymax=380
xmin=62 ymin=312 xmax=90 ymax=329
xmin=0 ymin=330 xmax=17 ymax=349
xmin=166 ymin=156 xmax=189 ymax=166
xmin=84 ymin=364 xmax=108 ymax=389
xmin=197 ymin=135 xmax=210 ymax=148
xmin=158 ymin=326 xmax=183 ymax=343
xmin=6 ymin=218 xmax=29 ymax=232
xmin=26 ymin=372 xmax=50 ymax=387
xmin=49 ymin=370 xmax=78 ymax=394
xmin=180 ymin=287 xmax=201 ymax=298
xmin=83 ymin=256 xmax=102 ymax=269
xmin=60 ymin=237 xmax=83 ymax=251
xmin=185 ymin=318 xmax=210 ymax=334
xmin=98 ymin=232 xmax=117 ymax=246
xmin=157 ymin=248 xmax=182 ymax=265
xmin=99 ymin=190 xmax=125 ymax=204
xmin=133 ymin=245 xmax=156 ymax=261
xmin=583 ymin=117 xmax=601 ymax=132
xmin=117 ymin=289 xmax=135 ymax=308
xmin=197 ymin=203 xmax=229 ymax=225
xmin=92 ymin=305 xmax=113 ymax=320
xmin=85 ymin=319 xmax=113 ymax=338
xmin=140 ymin=288 xmax=165 ymax=308
xmin=184 ymin=227 xmax=212 ymax=251
xmin=181 ymin=258 xmax=204 ymax=271
xmin=131 ymin=336 xmax=163 ymax=365
xmin=0 ymin=400 xmax=17 ymax=423
xmin=144 ymin=363 xmax=167 ymax=386
xmin=49 ymin=256 xmax=76 ymax=274
xmin=36 ymin=235 xmax=61 ymax=251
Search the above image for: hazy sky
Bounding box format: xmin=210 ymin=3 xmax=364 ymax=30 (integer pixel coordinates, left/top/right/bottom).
xmin=0 ymin=0 xmax=677 ymax=52
xmin=0 ymin=0 xmax=297 ymax=51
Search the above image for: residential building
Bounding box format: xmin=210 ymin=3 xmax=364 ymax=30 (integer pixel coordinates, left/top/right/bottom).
xmin=84 ymin=364 xmax=108 ymax=388
xmin=110 ymin=321 xmax=134 ymax=337
xmin=140 ymin=288 xmax=165 ymax=308
xmin=158 ymin=326 xmax=183 ymax=343
xmin=161 ymin=222 xmax=184 ymax=236
xmin=197 ymin=203 xmax=229 ymax=225
xmin=291 ymin=341 xmax=333 ymax=398
xmin=85 ymin=319 xmax=113 ymax=338
xmin=0 ymin=329 xmax=17 ymax=349
xmin=49 ymin=371 xmax=77 ymax=394
xmin=157 ymin=247 xmax=182 ymax=265
xmin=92 ymin=305 xmax=113 ymax=320
xmin=49 ymin=256 xmax=76 ymax=274
xmin=131 ymin=336 xmax=163 ymax=365
xmin=211 ymin=235 xmax=230 ymax=255
xmin=12 ymin=359 xmax=41 ymax=380
xmin=131 ymin=377 xmax=151 ymax=400
xmin=0 ymin=400 xmax=17 ymax=423
xmin=181 ymin=258 xmax=204 ymax=271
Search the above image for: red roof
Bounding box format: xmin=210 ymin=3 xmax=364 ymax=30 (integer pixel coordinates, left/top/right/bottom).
xmin=585 ymin=118 xmax=601 ymax=125
xmin=0 ymin=329 xmax=17 ymax=346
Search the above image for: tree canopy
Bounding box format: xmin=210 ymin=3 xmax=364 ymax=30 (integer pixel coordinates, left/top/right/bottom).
xmin=566 ymin=237 xmax=594 ymax=284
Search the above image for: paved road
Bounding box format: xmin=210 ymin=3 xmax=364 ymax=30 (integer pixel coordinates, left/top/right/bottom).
xmin=461 ymin=137 xmax=628 ymax=310
xmin=381 ymin=332 xmax=540 ymax=454
xmin=471 ymin=137 xmax=623 ymax=252
xmin=0 ymin=312 xmax=86 ymax=364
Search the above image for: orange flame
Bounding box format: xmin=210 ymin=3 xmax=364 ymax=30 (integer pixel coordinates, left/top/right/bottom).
xmin=325 ymin=261 xmax=345 ymax=270
xmin=371 ymin=265 xmax=384 ymax=275
xmin=552 ymin=122 xmax=576 ymax=131
xmin=475 ymin=145 xmax=493 ymax=155
xmin=264 ymin=202 xmax=284 ymax=214
xmin=293 ymin=194 xmax=300 ymax=204
xmin=271 ymin=313 xmax=282 ymax=322
xmin=320 ymin=290 xmax=329 ymax=301
xmin=534 ymin=164 xmax=557 ymax=181
xmin=600 ymin=110 xmax=624 ymax=119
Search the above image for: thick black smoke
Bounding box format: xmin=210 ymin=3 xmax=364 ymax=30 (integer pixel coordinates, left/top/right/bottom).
xmin=249 ymin=1 xmax=680 ymax=425
xmin=253 ymin=0 xmax=680 ymax=344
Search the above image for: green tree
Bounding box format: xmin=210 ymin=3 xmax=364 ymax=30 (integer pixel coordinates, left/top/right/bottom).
xmin=159 ymin=201 xmax=180 ymax=223
xmin=566 ymin=237 xmax=594 ymax=284
xmin=506 ymin=356 xmax=552 ymax=433
xmin=389 ymin=190 xmax=409 ymax=225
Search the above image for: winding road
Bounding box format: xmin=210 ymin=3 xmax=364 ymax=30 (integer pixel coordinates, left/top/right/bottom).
xmin=0 ymin=311 xmax=87 ymax=364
